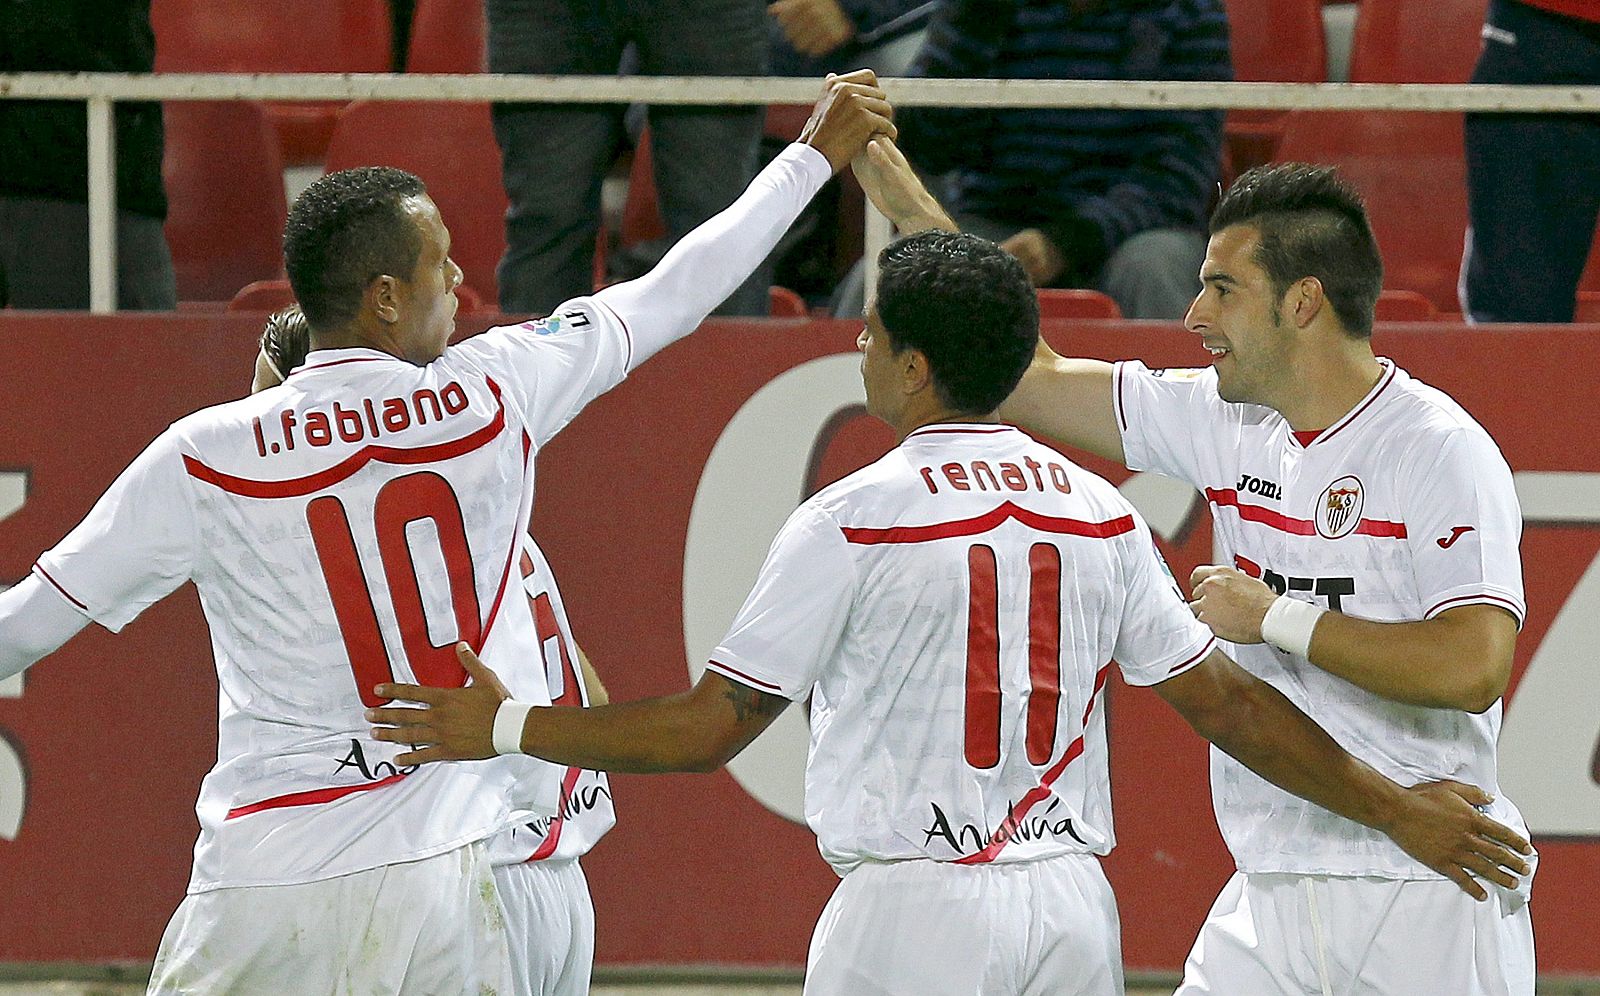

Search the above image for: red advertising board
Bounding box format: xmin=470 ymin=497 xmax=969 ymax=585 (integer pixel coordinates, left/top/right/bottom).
xmin=0 ymin=313 xmax=1596 ymax=976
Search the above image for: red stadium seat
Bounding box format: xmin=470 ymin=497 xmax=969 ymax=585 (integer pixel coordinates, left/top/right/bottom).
xmin=162 ymin=101 xmax=287 ymax=303
xmin=1037 ymin=289 xmax=1123 ymax=320
xmin=406 ymin=0 xmax=487 ymax=73
xmin=1276 ymin=110 xmax=1468 ymax=311
xmin=620 ymin=132 xmax=667 ymax=248
xmin=1374 ymin=289 xmax=1439 ymax=322
xmin=151 ymin=0 xmax=394 ymax=164
xmin=1349 ymin=0 xmax=1489 ymax=83
xmin=1222 ymin=0 xmax=1327 ymax=173
xmin=1577 ymin=292 xmax=1600 ymax=324
xmin=768 ymin=286 xmax=810 ymax=317
xmin=1580 ymin=229 xmax=1600 ymax=295
xmin=228 ymin=278 xmax=486 ymax=314
xmin=322 ymin=101 xmax=508 ymax=307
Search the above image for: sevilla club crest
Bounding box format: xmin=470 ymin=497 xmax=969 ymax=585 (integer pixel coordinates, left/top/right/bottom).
xmin=1316 ymin=475 xmax=1364 ymax=539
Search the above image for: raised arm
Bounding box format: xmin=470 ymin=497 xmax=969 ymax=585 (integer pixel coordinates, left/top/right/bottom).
xmin=598 ymin=70 xmax=895 ymax=369
xmin=1156 ymin=649 xmax=1531 ymax=900
xmin=849 ymin=137 xmax=1125 ymax=462
xmin=1000 ymin=345 xmax=1124 ymax=463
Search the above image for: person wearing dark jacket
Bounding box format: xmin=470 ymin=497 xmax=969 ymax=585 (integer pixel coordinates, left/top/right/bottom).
xmin=836 ymin=0 xmax=1230 ymax=319
xmin=0 ymin=0 xmax=176 ymax=310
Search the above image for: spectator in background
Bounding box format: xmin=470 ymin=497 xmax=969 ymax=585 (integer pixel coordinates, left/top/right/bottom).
xmin=488 ymin=0 xmax=770 ymax=316
xmin=1461 ymin=0 xmax=1600 ymax=324
xmin=0 ymin=0 xmax=176 ymax=310
xmin=835 ymin=0 xmax=1229 ymax=320
xmin=769 ymin=0 xmax=933 ymax=77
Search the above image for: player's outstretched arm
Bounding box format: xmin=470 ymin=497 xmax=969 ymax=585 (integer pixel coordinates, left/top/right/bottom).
xmin=368 ymin=643 xmax=788 ymax=773
xmin=996 ymin=342 xmax=1124 ymax=463
xmin=0 ymin=576 xmax=91 ymax=681
xmin=850 ymin=137 xmax=957 ymax=236
xmin=595 ymin=70 xmax=894 ymax=369
xmin=1155 ymin=649 xmax=1531 ymax=901
xmin=845 ymin=135 xmax=1124 ymax=462
xmin=1188 ymin=565 xmax=1515 ymax=713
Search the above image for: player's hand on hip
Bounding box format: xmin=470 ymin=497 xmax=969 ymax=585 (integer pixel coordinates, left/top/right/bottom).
xmin=1188 ymin=565 xmax=1275 ymax=643
xmin=366 ymin=643 xmax=509 ymax=765
xmin=801 ymin=70 xmax=897 ymax=174
xmin=1383 ymin=780 xmax=1533 ymax=901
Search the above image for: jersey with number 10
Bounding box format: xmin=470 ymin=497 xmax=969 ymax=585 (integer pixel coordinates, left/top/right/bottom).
xmin=33 ymin=301 xmax=634 ymax=892
xmin=707 ymin=424 xmax=1217 ymax=875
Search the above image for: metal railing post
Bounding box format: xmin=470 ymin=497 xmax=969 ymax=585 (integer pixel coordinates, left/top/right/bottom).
xmin=86 ymin=95 xmax=117 ymax=314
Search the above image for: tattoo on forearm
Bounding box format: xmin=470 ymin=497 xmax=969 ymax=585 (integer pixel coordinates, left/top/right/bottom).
xmin=722 ymin=681 xmax=786 ymax=723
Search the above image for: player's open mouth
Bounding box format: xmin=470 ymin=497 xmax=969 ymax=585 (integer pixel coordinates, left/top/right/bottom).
xmin=1204 ymin=343 xmax=1230 ymax=359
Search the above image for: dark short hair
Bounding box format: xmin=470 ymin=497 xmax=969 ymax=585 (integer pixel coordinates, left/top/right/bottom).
xmin=283 ymin=166 xmax=428 ymax=330
xmin=875 ymin=231 xmax=1039 ymax=416
xmin=1209 ymin=163 xmax=1382 ymax=338
xmin=260 ymin=304 xmax=312 ymax=378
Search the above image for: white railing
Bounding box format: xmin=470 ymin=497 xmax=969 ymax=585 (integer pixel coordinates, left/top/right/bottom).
xmin=4 ymin=72 xmax=1600 ymax=312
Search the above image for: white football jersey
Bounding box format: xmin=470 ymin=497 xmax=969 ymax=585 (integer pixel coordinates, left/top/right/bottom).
xmin=707 ymin=424 xmax=1217 ymax=876
xmin=1115 ymin=358 xmax=1529 ymax=880
xmin=485 ymin=535 xmax=616 ymax=866
xmin=33 ymin=300 xmax=636 ymax=891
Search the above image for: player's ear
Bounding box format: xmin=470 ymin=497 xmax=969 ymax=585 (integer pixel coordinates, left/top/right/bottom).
xmin=1289 ymin=276 xmax=1325 ymax=330
xmin=903 ymin=346 xmax=933 ymax=396
xmin=370 ymin=274 xmax=402 ymax=325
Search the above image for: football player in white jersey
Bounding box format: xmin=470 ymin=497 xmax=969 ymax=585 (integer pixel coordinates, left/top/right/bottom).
xmin=368 ymin=226 xmax=1530 ymax=996
xmin=255 ymin=307 xmax=616 ymax=995
xmin=0 ymin=72 xmax=893 ymax=994
xmin=981 ymin=161 xmax=1540 ymax=994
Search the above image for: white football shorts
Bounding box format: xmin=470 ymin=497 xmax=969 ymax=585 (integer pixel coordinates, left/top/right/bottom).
xmin=494 ymin=857 xmax=595 ymax=996
xmin=1177 ymin=871 xmax=1535 ymax=996
xmin=804 ymin=853 xmax=1123 ymax=996
xmin=147 ymin=840 xmax=514 ymax=995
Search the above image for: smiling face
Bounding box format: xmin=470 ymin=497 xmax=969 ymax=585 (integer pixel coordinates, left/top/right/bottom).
xmin=1184 ymin=224 xmax=1297 ymax=407
xmin=387 ymin=195 xmax=463 ymax=365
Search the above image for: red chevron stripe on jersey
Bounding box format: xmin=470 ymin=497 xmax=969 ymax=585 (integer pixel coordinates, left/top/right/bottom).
xmin=955 ymin=662 xmax=1114 ymax=866
xmin=224 ymin=772 xmax=408 ymax=820
xmin=955 ymin=635 xmax=1216 ymax=865
xmin=183 ymin=379 xmax=509 ymax=499
xmin=1203 ymin=488 xmax=1408 ymax=538
xmin=841 ymin=501 xmax=1136 ymax=545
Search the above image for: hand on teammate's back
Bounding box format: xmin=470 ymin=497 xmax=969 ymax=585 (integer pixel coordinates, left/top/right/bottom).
xmin=800 ymin=69 xmax=897 ymax=174
xmin=367 ymin=644 xmax=510 ymax=764
xmin=1382 ymin=780 xmax=1532 ymax=901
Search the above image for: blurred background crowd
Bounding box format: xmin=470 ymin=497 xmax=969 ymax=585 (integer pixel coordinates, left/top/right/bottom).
xmin=0 ymin=0 xmax=1596 ymax=324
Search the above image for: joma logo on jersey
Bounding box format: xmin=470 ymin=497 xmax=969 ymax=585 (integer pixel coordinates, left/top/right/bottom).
xmin=1316 ymin=475 xmax=1365 ymax=539
xmin=1235 ymin=555 xmax=1355 ymax=611
xmin=1235 ymin=473 xmax=1282 ymax=500
xmin=252 ymin=382 xmax=471 ymax=456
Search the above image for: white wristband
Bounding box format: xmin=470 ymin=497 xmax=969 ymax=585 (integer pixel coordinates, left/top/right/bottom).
xmin=1260 ymin=595 xmax=1326 ymax=658
xmin=491 ymin=699 xmax=534 ymax=756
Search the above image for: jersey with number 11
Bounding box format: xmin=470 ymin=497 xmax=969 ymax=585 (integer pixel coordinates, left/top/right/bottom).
xmin=33 ymin=301 xmax=631 ymax=892
xmin=707 ymin=424 xmax=1216 ymax=875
